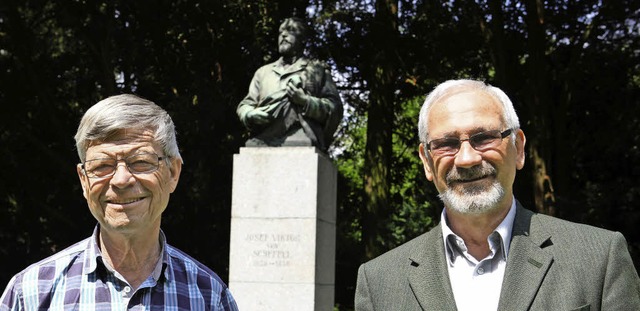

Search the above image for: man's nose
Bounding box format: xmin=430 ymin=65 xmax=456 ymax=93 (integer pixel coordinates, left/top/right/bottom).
xmin=110 ymin=162 xmax=135 ymax=187
xmin=454 ymin=141 xmax=482 ymax=168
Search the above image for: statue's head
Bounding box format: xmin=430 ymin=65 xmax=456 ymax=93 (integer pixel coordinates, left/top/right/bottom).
xmin=278 ymin=17 xmax=308 ymax=57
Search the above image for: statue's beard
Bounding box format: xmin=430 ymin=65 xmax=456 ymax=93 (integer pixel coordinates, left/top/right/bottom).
xmin=278 ymin=42 xmax=292 ymax=55
xmin=278 ymin=40 xmax=300 ymax=57
xmin=438 ymin=163 xmax=505 ymax=215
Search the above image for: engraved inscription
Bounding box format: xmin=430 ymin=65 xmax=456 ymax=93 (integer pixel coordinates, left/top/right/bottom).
xmin=245 ymin=233 xmax=301 ymax=267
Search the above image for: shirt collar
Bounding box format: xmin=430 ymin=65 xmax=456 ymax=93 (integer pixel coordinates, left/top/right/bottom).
xmin=272 ymin=57 xmax=308 ymax=75
xmin=84 ymin=225 xmax=101 ymax=274
xmin=158 ymin=230 xmax=170 ymax=282
xmin=440 ymin=197 xmax=517 ymax=264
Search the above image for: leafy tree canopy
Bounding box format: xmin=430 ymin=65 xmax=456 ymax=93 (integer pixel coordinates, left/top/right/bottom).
xmin=1 ymin=0 xmax=639 ymax=309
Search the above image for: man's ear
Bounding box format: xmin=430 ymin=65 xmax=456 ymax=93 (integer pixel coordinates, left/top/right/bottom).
xmin=167 ymin=157 xmax=182 ymax=193
xmin=77 ymin=164 xmax=89 ymax=199
xmin=419 ymin=143 xmax=434 ymax=181
xmin=515 ymin=129 xmax=526 ymax=170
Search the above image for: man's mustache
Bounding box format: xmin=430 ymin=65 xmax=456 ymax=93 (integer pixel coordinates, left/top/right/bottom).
xmin=445 ymin=163 xmax=496 ymax=184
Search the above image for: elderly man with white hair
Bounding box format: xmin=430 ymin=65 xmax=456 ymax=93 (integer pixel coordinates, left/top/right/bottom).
xmin=355 ymin=79 xmax=640 ymax=311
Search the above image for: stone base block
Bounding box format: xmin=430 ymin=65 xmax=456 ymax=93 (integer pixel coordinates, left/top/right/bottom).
xmin=229 ymin=147 xmax=336 ymax=310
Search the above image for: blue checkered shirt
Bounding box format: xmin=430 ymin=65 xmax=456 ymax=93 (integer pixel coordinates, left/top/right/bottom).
xmin=0 ymin=227 xmax=238 ymax=311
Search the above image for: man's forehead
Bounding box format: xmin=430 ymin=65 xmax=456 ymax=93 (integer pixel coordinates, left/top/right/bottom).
xmin=427 ymin=90 xmax=504 ymax=133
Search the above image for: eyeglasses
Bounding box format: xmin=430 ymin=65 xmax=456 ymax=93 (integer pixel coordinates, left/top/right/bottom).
xmin=82 ymin=152 xmax=166 ymax=179
xmin=426 ymin=129 xmax=513 ymax=157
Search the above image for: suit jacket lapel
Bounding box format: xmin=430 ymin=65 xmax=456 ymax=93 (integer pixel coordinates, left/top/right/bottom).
xmin=408 ymin=224 xmax=458 ymax=311
xmin=498 ymin=203 xmax=554 ymax=311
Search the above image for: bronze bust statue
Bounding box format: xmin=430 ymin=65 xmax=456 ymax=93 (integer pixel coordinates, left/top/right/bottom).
xmin=237 ymin=17 xmax=343 ymax=151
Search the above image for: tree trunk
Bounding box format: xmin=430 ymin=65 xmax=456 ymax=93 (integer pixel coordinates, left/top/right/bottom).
xmin=523 ymin=0 xmax=556 ymax=216
xmin=362 ymin=0 xmax=398 ymax=259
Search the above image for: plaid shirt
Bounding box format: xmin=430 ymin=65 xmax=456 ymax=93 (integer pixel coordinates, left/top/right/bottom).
xmin=0 ymin=227 xmax=238 ymax=311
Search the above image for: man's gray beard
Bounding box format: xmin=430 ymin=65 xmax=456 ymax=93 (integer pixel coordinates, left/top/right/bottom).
xmin=438 ymin=163 xmax=505 ymax=215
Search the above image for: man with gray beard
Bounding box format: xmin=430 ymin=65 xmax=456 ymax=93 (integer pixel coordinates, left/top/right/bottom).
xmin=355 ymin=79 xmax=640 ymax=310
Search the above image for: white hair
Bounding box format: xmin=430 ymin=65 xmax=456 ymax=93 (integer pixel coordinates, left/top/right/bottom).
xmin=418 ymin=79 xmax=520 ymax=144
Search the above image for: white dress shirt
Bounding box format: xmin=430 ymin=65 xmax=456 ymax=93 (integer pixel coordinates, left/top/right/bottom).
xmin=440 ymin=198 xmax=517 ymax=311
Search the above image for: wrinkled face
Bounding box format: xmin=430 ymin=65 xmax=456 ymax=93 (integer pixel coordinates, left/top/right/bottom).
xmin=418 ymin=90 xmax=526 ymax=214
xmin=278 ymin=20 xmax=304 ymax=57
xmin=77 ymin=128 xmax=181 ymax=236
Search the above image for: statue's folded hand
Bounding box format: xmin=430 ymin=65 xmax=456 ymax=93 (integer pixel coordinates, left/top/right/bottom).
xmin=286 ymin=81 xmax=308 ymax=107
xmin=246 ymin=109 xmax=272 ymax=125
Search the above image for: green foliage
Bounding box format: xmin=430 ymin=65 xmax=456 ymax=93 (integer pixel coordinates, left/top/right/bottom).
xmin=332 ymin=94 xmax=439 ymax=307
xmin=1 ymin=1 xmax=640 ymax=310
xmin=388 ymin=96 xmax=437 ymax=244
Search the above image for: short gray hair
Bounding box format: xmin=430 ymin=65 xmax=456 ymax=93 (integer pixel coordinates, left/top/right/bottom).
xmin=74 ymin=94 xmax=182 ymax=163
xmin=418 ymin=79 xmax=520 ymax=143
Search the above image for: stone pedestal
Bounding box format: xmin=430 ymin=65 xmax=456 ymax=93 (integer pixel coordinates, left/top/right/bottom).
xmin=229 ymin=147 xmax=336 ymax=310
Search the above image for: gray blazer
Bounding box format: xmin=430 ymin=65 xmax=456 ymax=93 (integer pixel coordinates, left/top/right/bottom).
xmin=355 ymin=203 xmax=640 ymax=310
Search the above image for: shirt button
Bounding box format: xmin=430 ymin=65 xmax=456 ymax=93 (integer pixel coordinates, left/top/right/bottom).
xmin=477 ymin=267 xmax=485 ymax=275
xmin=124 ymin=286 xmax=131 ymax=293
